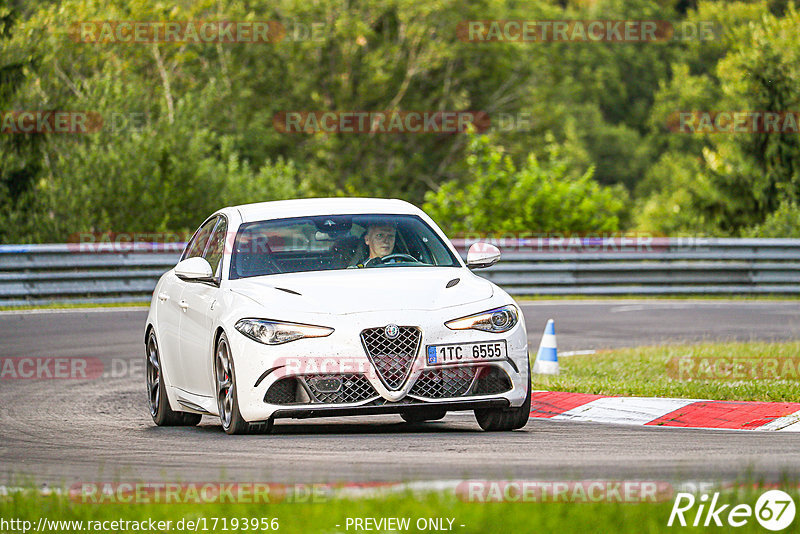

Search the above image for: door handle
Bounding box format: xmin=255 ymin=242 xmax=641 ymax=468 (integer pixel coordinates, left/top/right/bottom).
xmin=158 ymin=292 xmax=170 ymax=302
xmin=179 ymin=300 xmax=189 ymax=311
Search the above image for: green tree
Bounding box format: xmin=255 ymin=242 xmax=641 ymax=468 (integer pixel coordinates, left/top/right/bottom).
xmin=636 ymin=1 xmax=800 ymax=235
xmin=0 ymin=0 xmax=44 ymax=242
xmin=423 ymin=132 xmax=628 ymax=235
xmin=746 ymin=200 xmax=800 ymax=237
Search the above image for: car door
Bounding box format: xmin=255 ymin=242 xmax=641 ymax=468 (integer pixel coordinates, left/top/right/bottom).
xmin=178 ymin=216 xmax=227 ymax=396
xmin=154 ymin=270 xmax=188 ymax=385
xmin=162 ymin=216 xmax=217 ymax=392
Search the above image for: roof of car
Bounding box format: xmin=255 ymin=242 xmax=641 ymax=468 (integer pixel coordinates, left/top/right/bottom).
xmin=229 ymin=197 xmax=422 ymax=223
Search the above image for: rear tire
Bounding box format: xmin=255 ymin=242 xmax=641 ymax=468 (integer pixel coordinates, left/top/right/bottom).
xmin=474 ymin=360 xmax=531 ymax=431
xmin=400 ymin=409 xmax=447 ymax=423
xmin=146 ymin=330 xmax=201 ymax=427
xmin=215 ymin=332 xmax=273 ymax=435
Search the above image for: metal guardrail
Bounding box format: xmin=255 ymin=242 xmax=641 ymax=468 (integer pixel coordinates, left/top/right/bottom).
xmin=458 ymin=237 xmax=800 ymax=296
xmin=1 ymin=238 xmax=799 ymax=306
xmin=0 ymin=244 xmax=180 ymax=306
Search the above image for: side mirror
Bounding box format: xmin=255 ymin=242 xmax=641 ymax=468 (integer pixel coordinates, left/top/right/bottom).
xmin=466 ymin=243 xmax=501 ymax=269
xmin=175 ymin=257 xmax=214 ymax=282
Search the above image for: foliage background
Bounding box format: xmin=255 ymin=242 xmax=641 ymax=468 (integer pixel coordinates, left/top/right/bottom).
xmin=2 ymin=0 xmax=800 ymax=241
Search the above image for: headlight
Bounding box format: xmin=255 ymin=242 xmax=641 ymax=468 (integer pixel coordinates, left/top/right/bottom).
xmin=445 ymin=305 xmax=519 ymax=333
xmin=235 ymin=318 xmax=334 ymax=345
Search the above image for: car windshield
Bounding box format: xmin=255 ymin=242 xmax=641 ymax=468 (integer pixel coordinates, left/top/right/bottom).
xmin=229 ymin=214 xmax=460 ymax=279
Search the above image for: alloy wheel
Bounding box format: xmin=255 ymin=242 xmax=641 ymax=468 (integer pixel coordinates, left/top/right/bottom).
xmin=146 ymin=333 xmax=161 ymax=417
xmin=215 ymin=337 xmax=234 ymax=429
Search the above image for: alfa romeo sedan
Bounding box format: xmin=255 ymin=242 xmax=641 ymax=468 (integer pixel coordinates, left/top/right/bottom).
xmin=145 ymin=198 xmax=530 ymax=434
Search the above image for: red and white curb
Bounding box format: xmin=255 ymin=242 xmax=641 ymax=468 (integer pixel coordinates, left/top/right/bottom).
xmin=530 ymin=392 xmax=800 ymax=432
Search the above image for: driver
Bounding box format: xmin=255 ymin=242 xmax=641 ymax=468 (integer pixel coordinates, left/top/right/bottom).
xmin=351 ymin=222 xmax=397 ymax=268
xmin=365 ymin=223 xmax=396 ymax=260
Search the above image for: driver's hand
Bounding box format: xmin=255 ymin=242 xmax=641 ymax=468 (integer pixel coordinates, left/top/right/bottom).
xmin=358 ymin=257 xmax=382 ymax=268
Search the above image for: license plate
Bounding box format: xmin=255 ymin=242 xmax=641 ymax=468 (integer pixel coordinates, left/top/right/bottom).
xmin=426 ymin=341 xmax=507 ymax=366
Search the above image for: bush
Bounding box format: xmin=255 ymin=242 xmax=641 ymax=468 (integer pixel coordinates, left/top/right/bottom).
xmin=423 ymin=133 xmax=628 ymax=236
xmin=746 ymin=201 xmax=800 ymax=237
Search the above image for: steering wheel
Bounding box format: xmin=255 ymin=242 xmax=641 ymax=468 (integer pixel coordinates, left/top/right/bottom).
xmin=362 ymin=253 xmax=421 ymax=268
xmin=379 ymin=253 xmax=421 ymax=264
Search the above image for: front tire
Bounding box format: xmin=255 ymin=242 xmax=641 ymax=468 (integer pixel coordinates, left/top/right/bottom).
xmin=215 ymin=332 xmax=272 ymax=435
xmin=146 ymin=331 xmax=201 ymax=427
xmin=474 ymin=360 xmax=531 ymax=431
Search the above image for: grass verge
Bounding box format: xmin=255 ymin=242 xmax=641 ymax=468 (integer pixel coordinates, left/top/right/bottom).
xmin=534 ymin=341 xmax=800 ymax=402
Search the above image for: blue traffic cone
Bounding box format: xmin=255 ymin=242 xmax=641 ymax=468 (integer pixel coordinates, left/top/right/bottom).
xmin=532 ymin=319 xmax=558 ymax=374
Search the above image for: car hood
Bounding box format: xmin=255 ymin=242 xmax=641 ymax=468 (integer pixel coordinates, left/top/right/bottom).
xmin=227 ymin=268 xmax=494 ymax=315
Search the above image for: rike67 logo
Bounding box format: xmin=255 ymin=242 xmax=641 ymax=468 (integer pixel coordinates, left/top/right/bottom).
xmin=668 ymin=490 xmax=796 ymax=531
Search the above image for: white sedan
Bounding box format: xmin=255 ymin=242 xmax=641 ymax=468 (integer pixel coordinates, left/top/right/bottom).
xmin=145 ymin=198 xmax=531 ymax=434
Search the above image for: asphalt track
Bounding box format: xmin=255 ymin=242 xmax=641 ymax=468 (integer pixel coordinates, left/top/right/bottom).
xmin=1 ymin=300 xmax=799 ymax=485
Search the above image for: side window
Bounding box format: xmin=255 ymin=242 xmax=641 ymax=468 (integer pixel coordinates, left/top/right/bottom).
xmin=182 ymin=217 xmax=217 ymax=261
xmin=203 ymin=218 xmax=228 ymax=279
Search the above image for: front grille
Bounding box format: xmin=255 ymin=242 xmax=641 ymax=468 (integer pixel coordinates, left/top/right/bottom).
xmin=303 ymin=374 xmax=377 ymax=404
xmin=360 ymin=326 xmax=421 ymax=390
xmin=471 ymin=366 xmax=513 ymax=395
xmin=409 ymin=366 xmax=477 ymax=398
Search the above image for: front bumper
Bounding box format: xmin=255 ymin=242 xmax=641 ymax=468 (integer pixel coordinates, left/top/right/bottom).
xmin=271 ymin=398 xmax=510 ymax=420
xmin=227 ymin=309 xmax=529 ymax=423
